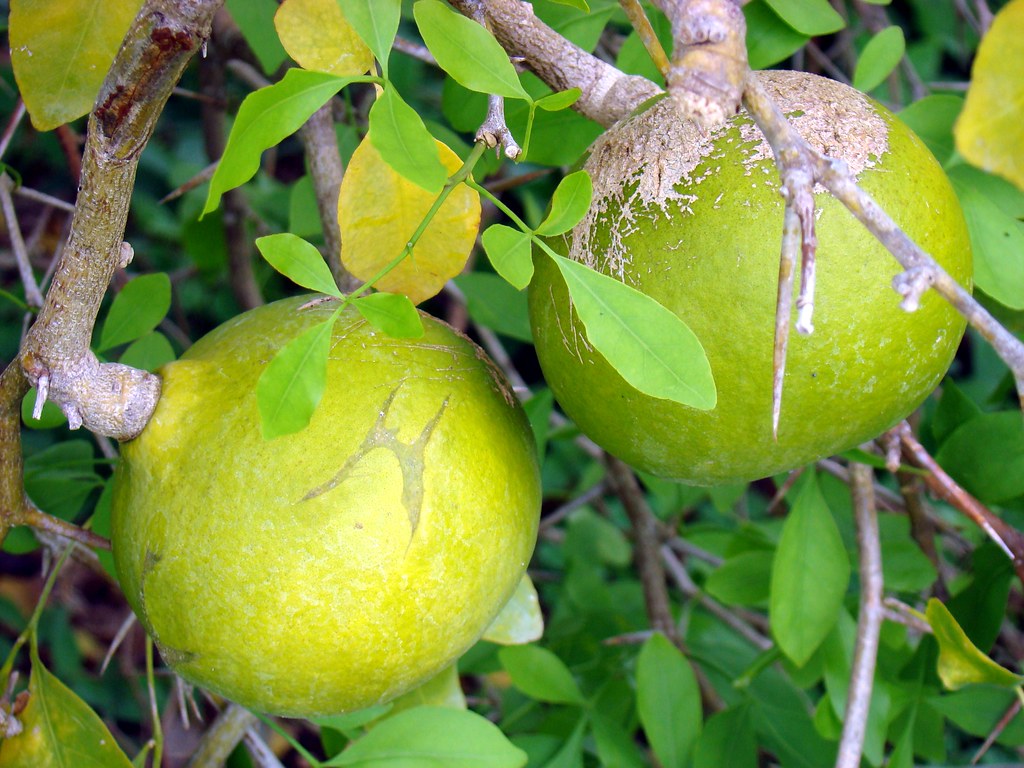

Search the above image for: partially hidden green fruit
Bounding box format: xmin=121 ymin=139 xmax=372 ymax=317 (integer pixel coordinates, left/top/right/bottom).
xmin=529 ymin=70 xmax=972 ymax=485
xmin=112 ymin=297 xmax=540 ymax=717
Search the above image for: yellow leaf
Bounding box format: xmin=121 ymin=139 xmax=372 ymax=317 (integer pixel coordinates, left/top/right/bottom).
xmin=955 ymin=0 xmax=1024 ymax=191
xmin=10 ymin=0 xmax=144 ymax=131
xmin=339 ymin=137 xmax=481 ymax=305
xmin=274 ymin=0 xmax=373 ymax=77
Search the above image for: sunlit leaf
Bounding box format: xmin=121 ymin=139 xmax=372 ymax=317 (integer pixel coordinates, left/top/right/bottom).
xmin=256 ymin=233 xmax=342 ymax=296
xmin=548 ymin=253 xmax=717 ymax=409
xmin=536 ymin=170 xmax=592 ymax=236
xmin=9 ymin=0 xmax=143 ymax=131
xmin=388 ymin=664 xmax=466 ymax=714
xmin=324 ymin=706 xmax=527 ymax=767
xmin=955 ymin=0 xmax=1024 ymax=191
xmin=369 ymin=86 xmax=448 ymax=193
xmin=0 ymin=642 xmax=134 ymax=767
xmin=926 ymin=598 xmax=1024 ymax=690
xmin=97 ymin=273 xmax=171 ymax=352
xmin=853 ymin=26 xmax=905 ymax=92
xmin=744 ymin=0 xmax=808 ymax=70
xmin=950 ymin=178 xmax=1024 ymax=310
xmin=414 ymin=0 xmax=530 ymax=100
xmin=535 ymin=88 xmax=582 ymax=112
xmin=482 ymin=225 xmax=534 ymax=289
xmin=763 ymin=0 xmax=844 ymax=35
xmin=275 ymin=0 xmax=373 ymax=76
xmin=340 ymin=0 xmax=400 ymax=77
xmin=352 ymin=292 xmax=424 ymax=338
xmin=482 ymin=574 xmax=544 ymax=645
xmin=770 ymin=472 xmax=850 ymax=666
xmin=119 ymin=331 xmax=176 ymax=372
xmin=203 ymin=69 xmax=362 ymax=216
xmin=498 ymin=645 xmax=585 ymax=705
xmin=637 ymin=633 xmax=703 ymax=768
xmin=256 ymin=318 xmax=334 ymax=439
xmin=338 ymin=136 xmax=480 ymax=305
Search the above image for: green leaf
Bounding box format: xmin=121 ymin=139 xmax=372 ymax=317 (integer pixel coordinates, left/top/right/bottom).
xmin=324 ymin=706 xmax=527 ymax=767
xmin=542 ymin=717 xmax=586 ymax=768
xmin=226 ymin=0 xmax=288 ymax=75
xmin=763 ymin=0 xmax=844 ymax=35
xmin=453 ymin=272 xmax=532 ymax=341
xmin=388 ymin=665 xmax=466 ymax=713
xmin=705 ymin=550 xmax=774 ymax=607
xmin=256 ymin=319 xmax=334 ymax=440
xmin=340 ymin=0 xmax=401 ymax=77
xmin=744 ymin=0 xmax=808 ymax=70
xmin=482 ymin=574 xmax=544 ymax=645
xmin=589 ymin=711 xmax=646 ymax=768
xmin=414 ymin=0 xmax=530 ymax=100
xmin=954 ymin=0 xmax=1024 ymax=191
xmin=119 ymin=331 xmax=176 ymax=372
xmin=498 ymin=645 xmax=585 ymax=705
xmin=482 ymin=225 xmax=534 ymax=289
xmin=256 ymin=233 xmax=343 ymax=296
xmin=314 ymin=703 xmax=394 ymax=735
xmin=934 ymin=411 xmax=1024 ymax=503
xmin=98 ymin=273 xmax=171 ymax=352
xmin=853 ymin=26 xmax=906 ymax=92
xmin=694 ymin=705 xmax=758 ymax=768
xmin=536 ymin=171 xmax=592 ymax=236
xmin=636 ymin=633 xmax=703 ymax=768
xmin=925 ymin=598 xmax=1024 ymax=690
xmin=769 ymin=472 xmax=851 ymax=666
xmin=535 ymin=88 xmax=582 ymax=112
xmin=549 ymin=253 xmax=717 ymax=409
xmin=353 ymin=292 xmax=425 ymax=339
xmin=203 ymin=69 xmax=360 ymax=216
xmin=368 ymin=86 xmax=448 ymax=194
xmin=0 ymin=642 xmax=134 ymax=767
xmin=9 ymin=0 xmax=143 ymax=131
xmin=950 ymin=178 xmax=1024 ymax=310
xmin=21 ymin=388 xmax=66 ymax=429
xmin=898 ymin=95 xmax=963 ymax=165
xmin=548 ymin=0 xmax=590 ymax=10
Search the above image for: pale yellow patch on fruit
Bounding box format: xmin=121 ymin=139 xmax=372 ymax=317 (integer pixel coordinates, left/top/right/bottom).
xmin=339 ymin=137 xmax=481 ymax=305
xmin=274 ymin=0 xmax=372 ymax=76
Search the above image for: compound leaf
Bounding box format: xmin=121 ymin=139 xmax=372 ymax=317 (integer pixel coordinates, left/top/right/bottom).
xmin=482 ymin=225 xmax=534 ymax=289
xmin=340 ymin=0 xmax=400 ymax=77
xmin=352 ymin=292 xmax=424 ymax=339
xmin=275 ymin=0 xmax=373 ymax=76
xmin=98 ymin=273 xmax=171 ymax=352
xmin=369 ymin=86 xmax=447 ymax=194
xmin=536 ymin=170 xmax=592 ymax=236
xmin=256 ymin=233 xmax=342 ymax=296
xmin=256 ymin=318 xmax=333 ymax=440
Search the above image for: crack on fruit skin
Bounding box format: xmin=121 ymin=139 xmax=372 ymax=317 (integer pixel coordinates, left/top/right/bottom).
xmin=301 ymin=382 xmax=450 ymax=540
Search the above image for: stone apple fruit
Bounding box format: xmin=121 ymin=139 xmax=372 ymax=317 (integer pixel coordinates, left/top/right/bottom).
xmin=111 ymin=296 xmax=541 ymax=717
xmin=529 ymin=70 xmax=972 ymax=485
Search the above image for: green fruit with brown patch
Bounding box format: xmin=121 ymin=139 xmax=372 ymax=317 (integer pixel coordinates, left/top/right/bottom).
xmin=111 ymin=296 xmax=540 ymax=717
xmin=529 ymin=71 xmax=972 ymax=485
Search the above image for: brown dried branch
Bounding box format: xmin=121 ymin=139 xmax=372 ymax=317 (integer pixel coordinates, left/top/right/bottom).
xmin=741 ymin=73 xmax=1024 ymax=416
xmin=16 ymin=0 xmax=223 ymax=440
xmin=654 ymin=0 xmax=748 ymax=125
xmin=0 ymin=363 xmax=29 ymax=547
xmin=619 ymin=0 xmax=671 ymax=78
xmin=835 ymin=459 xmax=883 ymax=768
xmin=896 ymin=421 xmax=1024 ymax=585
xmin=455 ymin=0 xmax=661 ymax=127
xmin=185 ymin=702 xmax=258 ymax=768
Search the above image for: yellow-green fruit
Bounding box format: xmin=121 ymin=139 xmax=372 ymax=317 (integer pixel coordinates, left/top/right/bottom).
xmin=111 ymin=297 xmax=540 ymax=717
xmin=529 ymin=71 xmax=972 ymax=485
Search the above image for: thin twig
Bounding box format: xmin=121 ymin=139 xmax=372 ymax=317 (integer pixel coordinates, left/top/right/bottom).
xmin=0 ymin=100 xmax=26 ymax=161
xmin=185 ymin=703 xmax=258 ymax=768
xmin=835 ymin=459 xmax=883 ymax=768
xmin=21 ymin=502 xmax=111 ymax=550
xmin=619 ymin=0 xmax=671 ymax=77
xmin=12 ymin=186 xmax=76 ymax=214
xmin=0 ymin=174 xmax=44 ymax=308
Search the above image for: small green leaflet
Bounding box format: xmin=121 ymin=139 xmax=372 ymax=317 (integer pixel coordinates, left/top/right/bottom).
xmin=340 ymin=0 xmax=401 ymax=77
xmin=764 ymin=0 xmax=845 ymax=35
xmin=550 ymin=254 xmax=717 ymax=409
xmin=97 ymin=273 xmax=171 ymax=352
xmin=498 ymin=645 xmax=585 ymax=705
xmin=226 ymin=0 xmax=288 ymax=75
xmin=353 ymin=292 xmax=424 ymax=338
xmin=536 ymin=88 xmax=583 ymax=112
xmin=324 ymin=706 xmax=527 ymax=768
xmin=637 ymin=633 xmax=703 ymax=768
xmin=119 ymin=331 xmax=176 ymax=372
xmin=0 ymin=641 xmax=134 ymax=767
xmin=536 ymin=170 xmax=592 ymax=236
xmin=769 ymin=472 xmax=850 ymax=666
xmin=257 ymin=318 xmax=334 ymax=440
xmin=548 ymin=0 xmax=590 ymax=10
xmin=482 ymin=574 xmax=544 ymax=645
xmin=853 ymin=26 xmax=906 ymax=92
xmin=482 ymin=225 xmax=534 ymax=289
xmin=414 ymin=0 xmax=530 ymax=100
xmin=925 ymin=598 xmax=1024 ymax=690
xmin=203 ymin=69 xmax=366 ymax=216
xmin=369 ymin=86 xmax=447 ymax=193
xmin=256 ymin=233 xmax=342 ymax=296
